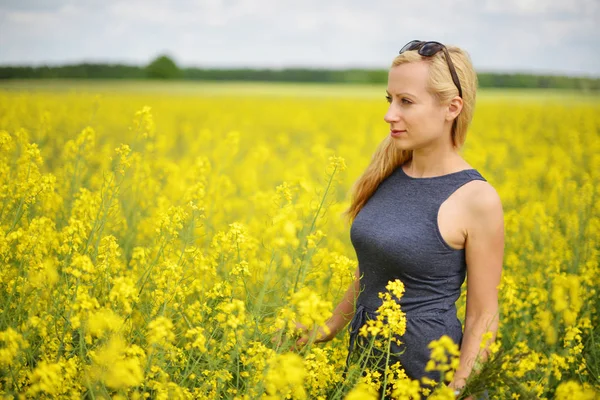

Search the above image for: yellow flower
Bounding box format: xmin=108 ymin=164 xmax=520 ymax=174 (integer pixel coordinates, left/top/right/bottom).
xmin=146 ymin=316 xmax=175 ymax=347
xmin=345 ymin=382 xmax=378 ymax=400
xmin=86 ymin=307 xmax=124 ymax=338
xmin=0 ymin=327 xmax=29 ymax=368
xmin=480 ymin=331 xmax=494 ymax=349
xmin=131 ymin=105 xmax=156 ymax=139
xmin=359 ymin=279 xmax=407 ymax=342
xmin=89 ymin=335 xmax=144 ymax=390
xmin=185 ymin=327 xmax=208 ymax=352
xmin=263 ymin=352 xmax=306 ymax=399
xmin=555 ymin=380 xmax=597 ymax=400
xmin=288 ymin=287 xmax=332 ymax=333
xmin=27 ymin=360 xmax=63 ymax=396
xmin=425 ymin=335 xmax=460 ymax=384
xmin=427 ymin=385 xmax=456 ymax=400
xmin=109 ymin=275 xmax=139 ymax=314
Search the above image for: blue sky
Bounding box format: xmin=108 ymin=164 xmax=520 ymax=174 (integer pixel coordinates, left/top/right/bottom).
xmin=1 ymin=0 xmax=599 ymax=76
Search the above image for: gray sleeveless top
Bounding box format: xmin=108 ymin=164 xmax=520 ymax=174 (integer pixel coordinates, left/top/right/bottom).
xmin=345 ymin=163 xmax=487 ymax=382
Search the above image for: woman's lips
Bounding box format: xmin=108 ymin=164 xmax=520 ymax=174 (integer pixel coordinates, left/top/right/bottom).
xmin=390 ymin=130 xmax=406 ymax=138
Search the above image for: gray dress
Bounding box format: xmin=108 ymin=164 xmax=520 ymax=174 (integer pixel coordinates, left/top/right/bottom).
xmin=343 ymin=163 xmax=489 ymax=398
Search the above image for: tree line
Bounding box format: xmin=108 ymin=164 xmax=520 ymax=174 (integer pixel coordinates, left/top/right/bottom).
xmin=1 ymin=55 xmax=598 ymax=91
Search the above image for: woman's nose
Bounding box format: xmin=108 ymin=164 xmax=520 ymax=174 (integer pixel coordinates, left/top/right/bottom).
xmin=384 ymin=106 xmax=400 ymax=123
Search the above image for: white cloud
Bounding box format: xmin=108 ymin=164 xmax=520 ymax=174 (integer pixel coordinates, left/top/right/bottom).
xmin=483 ymin=0 xmax=599 ymax=16
xmin=0 ymin=0 xmax=598 ymax=75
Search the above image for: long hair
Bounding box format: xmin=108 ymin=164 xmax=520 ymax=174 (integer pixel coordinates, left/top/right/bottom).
xmin=342 ymin=44 xmax=478 ymax=223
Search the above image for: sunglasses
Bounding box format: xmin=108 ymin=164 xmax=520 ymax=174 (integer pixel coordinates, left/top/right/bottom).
xmin=399 ymin=40 xmax=463 ymax=98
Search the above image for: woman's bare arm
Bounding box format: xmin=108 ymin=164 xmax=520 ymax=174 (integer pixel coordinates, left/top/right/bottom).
xmin=320 ymin=266 xmax=361 ymax=340
xmin=450 ymin=183 xmax=504 ymax=393
xmin=290 ymin=267 xmax=361 ymax=348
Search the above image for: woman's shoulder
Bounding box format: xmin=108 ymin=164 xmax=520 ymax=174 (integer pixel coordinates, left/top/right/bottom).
xmin=462 ymin=179 xmax=503 ymax=218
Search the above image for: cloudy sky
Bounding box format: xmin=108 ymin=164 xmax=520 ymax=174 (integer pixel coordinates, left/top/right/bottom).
xmin=1 ymin=0 xmax=599 ymax=76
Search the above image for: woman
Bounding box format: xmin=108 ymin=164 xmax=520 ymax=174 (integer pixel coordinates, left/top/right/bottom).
xmin=294 ymin=40 xmax=504 ymax=399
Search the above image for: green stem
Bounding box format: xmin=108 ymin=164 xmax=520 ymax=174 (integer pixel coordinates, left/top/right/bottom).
xmin=380 ymin=335 xmax=392 ymax=399
xmin=293 ymin=166 xmax=337 ymax=292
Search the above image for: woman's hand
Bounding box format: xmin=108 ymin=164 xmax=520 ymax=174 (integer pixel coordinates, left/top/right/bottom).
xmin=271 ymin=321 xmax=335 ymax=352
xmin=447 ymin=378 xmax=473 ymax=400
xmin=293 ymin=321 xmax=334 ymax=349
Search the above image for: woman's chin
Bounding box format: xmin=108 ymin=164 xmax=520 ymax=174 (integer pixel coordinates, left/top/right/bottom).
xmin=392 ymin=138 xmax=412 ymax=150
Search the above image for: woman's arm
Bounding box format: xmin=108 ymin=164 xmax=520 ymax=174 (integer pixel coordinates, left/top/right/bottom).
xmin=324 ymin=266 xmax=361 ymax=338
xmin=451 ymin=183 xmax=504 ymax=390
xmin=296 ymin=266 xmax=361 ymax=346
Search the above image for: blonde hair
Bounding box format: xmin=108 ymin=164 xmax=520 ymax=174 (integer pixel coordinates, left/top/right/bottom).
xmin=342 ymin=44 xmax=478 ymax=223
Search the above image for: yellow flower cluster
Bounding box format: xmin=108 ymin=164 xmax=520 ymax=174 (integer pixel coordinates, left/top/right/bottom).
xmin=345 ymin=382 xmax=378 ymax=400
xmin=424 ymin=335 xmax=461 ymax=384
xmin=89 ymin=335 xmax=145 ymax=390
xmin=263 ymin=352 xmax=306 ymax=399
xmin=555 ymin=380 xmax=597 ymax=400
xmin=0 ymin=328 xmax=28 ymax=368
xmin=359 ymin=279 xmax=407 ymax=345
xmin=0 ymin=84 xmax=598 ymax=398
xmin=147 ymin=316 xmax=175 ymax=348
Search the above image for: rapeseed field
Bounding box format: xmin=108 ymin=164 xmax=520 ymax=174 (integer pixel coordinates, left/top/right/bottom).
xmin=0 ymin=82 xmax=598 ymax=399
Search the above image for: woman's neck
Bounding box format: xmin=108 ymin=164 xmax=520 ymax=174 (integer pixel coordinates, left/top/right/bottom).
xmin=405 ymin=148 xmax=466 ymax=178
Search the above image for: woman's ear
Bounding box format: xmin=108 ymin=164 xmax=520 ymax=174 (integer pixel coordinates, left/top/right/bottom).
xmin=446 ymin=96 xmax=463 ymax=122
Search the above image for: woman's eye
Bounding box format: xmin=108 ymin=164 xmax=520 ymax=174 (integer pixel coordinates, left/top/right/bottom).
xmin=401 ymin=98 xmax=412 ymax=104
xmin=385 ymin=95 xmax=392 ymax=103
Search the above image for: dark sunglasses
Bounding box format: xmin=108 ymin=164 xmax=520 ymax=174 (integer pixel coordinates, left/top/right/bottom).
xmin=399 ymin=40 xmax=463 ymax=98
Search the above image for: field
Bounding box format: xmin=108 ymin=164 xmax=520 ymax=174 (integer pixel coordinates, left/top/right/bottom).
xmin=0 ymin=80 xmax=599 ymax=399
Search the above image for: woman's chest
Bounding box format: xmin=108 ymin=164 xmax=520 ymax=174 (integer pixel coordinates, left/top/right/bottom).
xmin=349 ymin=184 xmax=468 ymax=276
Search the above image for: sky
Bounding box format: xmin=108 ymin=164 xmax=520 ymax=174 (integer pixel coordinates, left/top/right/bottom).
xmin=1 ymin=0 xmax=599 ymax=77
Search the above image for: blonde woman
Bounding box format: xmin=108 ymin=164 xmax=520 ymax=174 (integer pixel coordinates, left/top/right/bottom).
xmin=295 ymin=40 xmax=503 ymax=399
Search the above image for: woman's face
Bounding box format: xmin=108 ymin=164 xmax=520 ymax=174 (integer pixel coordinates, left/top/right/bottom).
xmin=384 ymin=61 xmax=452 ymax=150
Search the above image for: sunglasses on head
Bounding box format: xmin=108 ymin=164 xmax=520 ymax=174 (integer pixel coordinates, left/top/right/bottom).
xmin=399 ymin=40 xmax=463 ymax=98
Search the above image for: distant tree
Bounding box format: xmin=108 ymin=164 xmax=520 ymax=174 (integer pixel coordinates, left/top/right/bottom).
xmin=145 ymin=55 xmax=181 ymax=79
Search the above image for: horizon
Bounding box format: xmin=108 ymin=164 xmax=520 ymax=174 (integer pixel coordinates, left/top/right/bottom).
xmin=2 ymin=58 xmax=599 ymax=79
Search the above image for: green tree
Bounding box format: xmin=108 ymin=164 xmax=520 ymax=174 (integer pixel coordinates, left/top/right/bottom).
xmin=145 ymin=54 xmax=181 ymax=79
